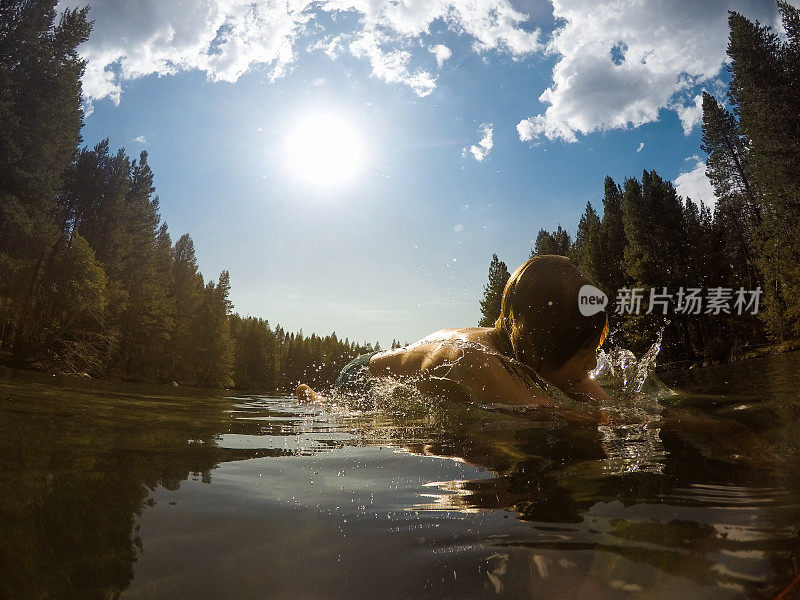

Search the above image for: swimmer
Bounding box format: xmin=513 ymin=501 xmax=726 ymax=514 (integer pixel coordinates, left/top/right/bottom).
xmin=297 ymin=255 xmax=610 ymax=409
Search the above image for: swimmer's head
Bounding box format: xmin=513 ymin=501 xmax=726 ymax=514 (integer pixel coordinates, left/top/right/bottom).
xmin=495 ymin=254 xmax=608 ymax=373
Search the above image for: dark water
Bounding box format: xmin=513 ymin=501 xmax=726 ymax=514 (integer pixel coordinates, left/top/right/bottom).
xmin=1 ymin=353 xmax=800 ymax=600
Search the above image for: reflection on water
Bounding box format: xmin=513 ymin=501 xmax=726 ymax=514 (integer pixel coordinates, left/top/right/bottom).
xmin=597 ymin=424 xmax=667 ymax=475
xmin=1 ymin=353 xmax=799 ymax=600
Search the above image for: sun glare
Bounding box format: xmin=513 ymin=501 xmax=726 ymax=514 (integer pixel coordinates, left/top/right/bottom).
xmin=285 ymin=114 xmax=365 ymax=187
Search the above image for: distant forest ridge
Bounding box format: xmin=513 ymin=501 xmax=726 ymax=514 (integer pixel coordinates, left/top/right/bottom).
xmin=0 ymin=1 xmax=382 ymax=390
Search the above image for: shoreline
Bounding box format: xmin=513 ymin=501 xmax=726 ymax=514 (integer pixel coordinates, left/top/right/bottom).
xmin=656 ymin=339 xmax=800 ymax=373
xmin=5 ymin=340 xmax=800 ymax=389
xmin=0 ymin=353 xmax=267 ymax=395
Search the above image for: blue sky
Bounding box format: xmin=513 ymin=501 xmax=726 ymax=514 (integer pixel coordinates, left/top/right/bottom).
xmin=61 ymin=0 xmax=794 ymax=347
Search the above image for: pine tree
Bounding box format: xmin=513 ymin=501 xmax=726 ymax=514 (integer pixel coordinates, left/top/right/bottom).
xmin=622 ymin=171 xmax=689 ymax=290
xmin=0 ymin=1 xmax=91 ymax=357
xmin=704 ymin=3 xmax=800 ymax=338
xmin=700 ymin=92 xmax=761 ymax=292
xmin=478 ymin=254 xmax=510 ymax=327
xmin=620 ymin=171 xmax=697 ymax=354
xmin=116 ymin=152 xmax=175 ymax=378
xmin=0 ymin=1 xmax=90 ymax=202
xmin=41 ymin=234 xmax=109 ymax=373
xmin=568 ymin=181 xmax=627 ymax=300
xmin=168 ymin=234 xmax=204 ymax=382
xmin=230 ymin=316 xmax=277 ymax=390
xmin=54 ymin=143 xmax=177 ymax=378
xmin=728 ymin=5 xmax=800 ymax=210
xmin=197 ymin=271 xmax=235 ymax=388
xmin=600 ymin=177 xmax=627 ymax=295
xmin=548 ymin=169 xmax=767 ymax=362
xmin=532 ymin=225 xmax=571 ymax=257
xmin=570 ymin=202 xmax=602 ymax=280
xmin=701 ymin=92 xmax=760 ymax=226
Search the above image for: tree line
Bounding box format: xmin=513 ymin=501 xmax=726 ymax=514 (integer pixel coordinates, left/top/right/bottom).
xmin=479 ymin=3 xmax=799 ymax=364
xmin=0 ymin=1 xmax=374 ymax=390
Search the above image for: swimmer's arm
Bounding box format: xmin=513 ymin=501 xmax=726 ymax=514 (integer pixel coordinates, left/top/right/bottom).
xmin=566 ymin=377 xmax=611 ymax=405
xmin=438 ymin=347 xmax=552 ymax=408
xmin=446 ymin=350 xmax=615 ymax=423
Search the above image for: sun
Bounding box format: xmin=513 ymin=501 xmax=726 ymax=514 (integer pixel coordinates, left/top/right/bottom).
xmin=285 ymin=113 xmax=365 ymax=186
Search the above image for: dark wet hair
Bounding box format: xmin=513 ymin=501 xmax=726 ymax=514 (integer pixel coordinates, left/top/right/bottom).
xmin=495 ymin=255 xmax=608 ymax=371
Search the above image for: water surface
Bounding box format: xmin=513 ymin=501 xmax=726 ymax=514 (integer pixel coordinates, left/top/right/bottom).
xmin=1 ymin=353 xmax=799 ymax=599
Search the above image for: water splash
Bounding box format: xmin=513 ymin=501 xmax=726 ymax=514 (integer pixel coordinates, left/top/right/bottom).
xmin=591 ymin=327 xmax=673 ymax=400
xmin=323 ymin=329 xmax=673 ymax=423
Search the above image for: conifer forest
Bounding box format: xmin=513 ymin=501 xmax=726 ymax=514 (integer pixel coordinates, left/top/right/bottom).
xmin=0 ymin=1 xmax=374 ymax=390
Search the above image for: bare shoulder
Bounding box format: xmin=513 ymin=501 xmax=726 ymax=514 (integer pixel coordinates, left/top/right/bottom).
xmin=371 ymin=331 xmax=551 ymax=407
xmin=369 ymin=332 xmax=468 ymax=379
xmin=373 ymin=328 xmax=496 ymax=366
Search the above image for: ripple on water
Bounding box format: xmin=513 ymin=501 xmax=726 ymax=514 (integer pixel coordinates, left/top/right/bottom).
xmin=3 ymin=358 xmax=799 ymax=600
xmin=215 ymin=431 xmax=358 ymax=452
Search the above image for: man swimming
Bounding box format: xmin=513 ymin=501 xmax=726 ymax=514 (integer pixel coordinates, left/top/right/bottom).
xmin=297 ymin=255 xmax=610 ymax=408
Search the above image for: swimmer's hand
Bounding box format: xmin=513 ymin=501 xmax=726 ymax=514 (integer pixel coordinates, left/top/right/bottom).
xmin=296 ymin=384 xmax=326 ymax=403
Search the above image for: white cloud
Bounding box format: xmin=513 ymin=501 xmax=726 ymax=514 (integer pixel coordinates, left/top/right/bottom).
xmin=636 ymin=142 xmax=644 ymax=153
xmin=672 ymin=93 xmax=704 ymax=135
xmin=516 ymin=0 xmax=779 ymax=143
xmin=311 ymin=0 xmax=540 ymax=96
xmin=58 ymin=0 xmax=315 ymax=111
xmin=674 ymin=157 xmax=717 ymax=209
xmin=66 ymin=0 xmax=783 ymax=139
xmin=61 ymin=0 xmax=542 ymax=109
xmin=465 ymin=123 xmax=494 ymax=162
xmin=307 ymin=34 xmax=345 ymax=60
xmin=430 ymin=44 xmax=452 ymax=68
xmin=349 ymin=30 xmax=437 ymax=97
xmin=518 ymin=114 xmax=575 ymax=143
xmin=134 ymin=135 xmax=146 ymax=143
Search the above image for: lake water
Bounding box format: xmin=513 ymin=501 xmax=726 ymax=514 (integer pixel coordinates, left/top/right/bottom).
xmin=1 ymin=352 xmax=799 ymax=599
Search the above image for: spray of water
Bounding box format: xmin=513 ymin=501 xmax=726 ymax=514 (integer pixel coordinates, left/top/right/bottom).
xmin=591 ymin=326 xmax=674 ymax=401
xmin=324 ymin=327 xmax=673 ymax=419
xmin=307 ymin=328 xmax=678 ymax=478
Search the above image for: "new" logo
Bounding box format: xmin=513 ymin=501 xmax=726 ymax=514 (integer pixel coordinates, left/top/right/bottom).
xmin=578 ymin=284 xmax=608 ymax=316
